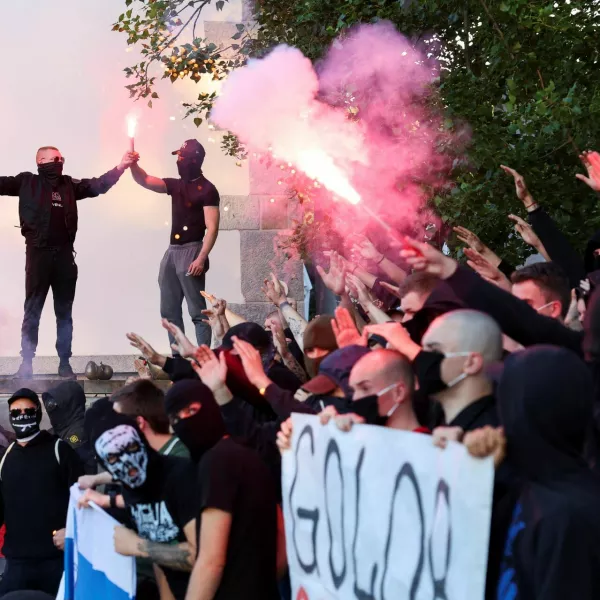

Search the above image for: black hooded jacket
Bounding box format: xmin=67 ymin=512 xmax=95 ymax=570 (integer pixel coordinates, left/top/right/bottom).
xmin=43 ymin=382 xmax=94 ymax=472
xmin=495 ymin=346 xmax=600 ymax=600
xmin=0 ymin=168 xmax=123 ymax=247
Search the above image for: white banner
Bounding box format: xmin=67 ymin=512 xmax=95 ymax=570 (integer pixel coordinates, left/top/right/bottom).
xmin=282 ymin=414 xmax=494 ymax=600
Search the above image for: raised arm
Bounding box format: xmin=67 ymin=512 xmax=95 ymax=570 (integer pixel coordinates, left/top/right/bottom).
xmin=72 ymin=153 xmax=134 ymax=200
xmin=0 ymin=173 xmax=25 ymax=196
xmin=130 ymin=159 xmax=168 ymax=194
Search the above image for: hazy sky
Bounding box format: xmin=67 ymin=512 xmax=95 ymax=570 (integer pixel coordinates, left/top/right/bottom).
xmin=0 ymin=0 xmax=246 ymax=356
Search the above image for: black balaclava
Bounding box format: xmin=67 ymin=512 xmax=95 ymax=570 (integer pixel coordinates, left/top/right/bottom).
xmin=42 ymin=381 xmax=87 ymax=446
xmin=221 ymin=322 xmax=276 ymax=371
xmin=177 ymin=157 xmax=202 ymax=182
xmin=164 ymin=380 xmax=226 ymax=462
xmin=8 ymin=388 xmax=42 ymax=440
xmin=37 ymin=162 xmax=63 ymax=186
xmin=91 ymin=411 xmax=153 ymax=489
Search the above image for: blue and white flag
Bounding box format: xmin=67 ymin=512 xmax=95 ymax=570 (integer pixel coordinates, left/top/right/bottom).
xmin=57 ymin=484 xmax=136 ymax=600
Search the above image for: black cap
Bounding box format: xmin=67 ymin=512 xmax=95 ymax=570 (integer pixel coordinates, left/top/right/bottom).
xmin=8 ymin=388 xmax=40 ymax=408
xmin=171 ymin=139 xmax=206 ymax=159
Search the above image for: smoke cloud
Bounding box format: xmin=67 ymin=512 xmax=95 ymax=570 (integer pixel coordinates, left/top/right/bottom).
xmin=211 ymin=21 xmax=456 ymax=254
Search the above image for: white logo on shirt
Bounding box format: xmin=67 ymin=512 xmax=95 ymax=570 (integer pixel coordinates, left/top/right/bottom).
xmin=130 ymin=501 xmax=180 ymax=543
xmin=52 ymin=192 xmax=63 ymax=208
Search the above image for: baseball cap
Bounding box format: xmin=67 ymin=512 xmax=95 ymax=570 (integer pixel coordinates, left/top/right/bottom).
xmin=302 ymin=345 xmax=371 ymax=397
xmin=8 ymin=388 xmax=40 ymax=408
xmin=171 ymin=139 xmax=206 ymax=160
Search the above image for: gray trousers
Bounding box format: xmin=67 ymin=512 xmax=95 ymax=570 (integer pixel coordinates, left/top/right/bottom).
xmin=158 ymin=242 xmax=212 ymax=350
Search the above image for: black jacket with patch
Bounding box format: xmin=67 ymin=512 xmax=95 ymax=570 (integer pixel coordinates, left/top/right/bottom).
xmin=0 ymin=168 xmax=123 ymax=247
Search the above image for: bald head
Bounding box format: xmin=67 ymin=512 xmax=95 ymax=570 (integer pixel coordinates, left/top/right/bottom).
xmin=349 ymin=349 xmax=414 ymax=400
xmin=422 ymin=310 xmax=502 ymax=364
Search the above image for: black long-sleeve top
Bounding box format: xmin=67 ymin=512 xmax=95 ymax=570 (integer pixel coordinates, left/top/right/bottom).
xmin=444 ymin=265 xmax=583 ymax=355
xmin=0 ymin=431 xmax=84 ymax=559
xmin=528 ymin=207 xmax=587 ymax=288
xmin=0 ymin=167 xmax=123 ymax=247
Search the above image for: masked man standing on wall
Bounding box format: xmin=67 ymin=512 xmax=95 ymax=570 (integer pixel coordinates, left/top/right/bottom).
xmin=128 ymin=139 xmax=220 ymax=350
xmin=0 ymin=147 xmax=134 ymax=379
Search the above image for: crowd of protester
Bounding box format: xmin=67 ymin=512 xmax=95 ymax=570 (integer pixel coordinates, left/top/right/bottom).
xmin=0 ymin=151 xmax=600 ymax=599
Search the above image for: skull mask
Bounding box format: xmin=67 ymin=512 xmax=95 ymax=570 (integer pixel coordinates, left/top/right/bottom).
xmin=95 ymin=424 xmax=148 ymax=488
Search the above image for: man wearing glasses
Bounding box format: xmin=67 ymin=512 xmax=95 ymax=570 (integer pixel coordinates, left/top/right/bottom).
xmin=0 ymin=147 xmax=134 ymax=379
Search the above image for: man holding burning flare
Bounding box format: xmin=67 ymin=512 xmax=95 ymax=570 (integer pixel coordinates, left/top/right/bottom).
xmin=0 ymin=147 xmax=135 ymax=379
xmin=127 ymin=139 xmax=220 ymax=350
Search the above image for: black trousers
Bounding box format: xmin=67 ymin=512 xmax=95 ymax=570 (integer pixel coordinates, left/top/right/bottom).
xmin=0 ymin=556 xmax=63 ymax=596
xmin=21 ymin=245 xmax=78 ymax=360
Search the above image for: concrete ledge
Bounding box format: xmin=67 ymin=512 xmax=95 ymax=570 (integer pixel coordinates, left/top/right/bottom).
xmin=0 ymin=355 xmax=139 ymax=377
xmin=0 ymin=378 xmax=172 ymax=396
xmin=220 ymin=195 xmax=260 ymax=230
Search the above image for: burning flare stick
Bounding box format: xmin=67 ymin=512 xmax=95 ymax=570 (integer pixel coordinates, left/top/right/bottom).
xmin=127 ymin=116 xmax=137 ymax=152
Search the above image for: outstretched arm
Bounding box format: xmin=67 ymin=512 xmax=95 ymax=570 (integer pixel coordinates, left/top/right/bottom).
xmin=0 ymin=173 xmax=24 ymax=196
xmin=130 ymin=160 xmax=167 ymax=194
xmin=73 ymin=153 xmax=134 ymax=200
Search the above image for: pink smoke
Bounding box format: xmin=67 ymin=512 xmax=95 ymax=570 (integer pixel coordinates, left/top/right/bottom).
xmin=211 ymin=21 xmax=454 ymax=248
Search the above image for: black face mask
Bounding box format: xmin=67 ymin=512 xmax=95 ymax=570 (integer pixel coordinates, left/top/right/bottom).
xmin=351 ymin=395 xmax=387 ymax=425
xmin=172 ymin=406 xmax=226 ymax=463
xmin=38 ymin=162 xmax=63 ymax=186
xmin=10 ymin=408 xmax=41 ymax=439
xmin=177 ymin=158 xmax=202 ymax=182
xmin=413 ymin=351 xmax=448 ymax=397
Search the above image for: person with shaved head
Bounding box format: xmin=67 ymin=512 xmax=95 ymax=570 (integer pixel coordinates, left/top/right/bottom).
xmin=415 ymin=309 xmax=503 ymax=431
xmin=348 ymin=349 xmax=428 ymax=432
xmin=0 ymin=146 xmax=135 ymax=379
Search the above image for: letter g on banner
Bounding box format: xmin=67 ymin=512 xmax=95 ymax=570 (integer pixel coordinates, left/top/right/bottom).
xmin=289 ymin=424 xmax=320 ymax=576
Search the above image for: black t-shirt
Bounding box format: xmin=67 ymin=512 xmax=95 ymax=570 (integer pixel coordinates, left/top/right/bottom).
xmin=164 ymin=176 xmax=220 ymax=245
xmin=197 ymin=438 xmax=279 ymax=600
xmin=122 ymin=455 xmax=197 ymax=600
xmin=47 ymin=190 xmax=70 ymax=247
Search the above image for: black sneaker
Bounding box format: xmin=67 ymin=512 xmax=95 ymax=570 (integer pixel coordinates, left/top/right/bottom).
xmin=58 ymin=360 xmax=76 ymax=380
xmin=12 ymin=360 xmax=33 ymax=380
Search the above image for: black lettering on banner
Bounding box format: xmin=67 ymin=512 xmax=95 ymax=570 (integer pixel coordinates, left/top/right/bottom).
xmin=289 ymin=424 xmax=320 ymax=575
xmin=324 ymin=438 xmax=347 ymax=589
xmin=380 ymin=463 xmax=425 ymax=600
xmin=428 ymin=480 xmax=451 ymax=600
xmin=352 ymin=448 xmax=377 ymax=600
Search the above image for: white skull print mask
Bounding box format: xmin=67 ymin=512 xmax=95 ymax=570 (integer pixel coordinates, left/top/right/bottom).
xmin=95 ymin=425 xmax=149 ymax=488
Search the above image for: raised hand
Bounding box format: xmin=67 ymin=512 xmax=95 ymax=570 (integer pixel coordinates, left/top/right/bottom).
xmin=363 ymin=322 xmax=421 ymax=360
xmin=508 ymin=214 xmax=540 ymax=248
xmin=400 ymin=238 xmax=457 ymax=280
xmin=231 ymin=336 xmax=271 ymax=390
xmin=346 ymin=273 xmax=372 ymax=306
xmin=119 ymin=151 xmax=139 ymax=170
xmin=317 ymin=251 xmax=347 ymax=296
xmin=464 ymin=248 xmax=512 ymax=292
xmin=162 ymin=319 xmax=197 ymax=359
xmin=331 ymin=307 xmax=367 ymax=348
xmin=191 ymin=346 xmax=228 ymax=392
xmin=576 ymin=151 xmax=600 ymax=192
xmin=453 ymin=226 xmax=485 ymax=254
xmin=500 ymin=165 xmax=534 ymax=206
xmin=351 ymin=234 xmax=383 ymax=263
xmin=126 ymin=332 xmax=161 ymax=366
xmin=262 ymin=273 xmax=287 ymax=307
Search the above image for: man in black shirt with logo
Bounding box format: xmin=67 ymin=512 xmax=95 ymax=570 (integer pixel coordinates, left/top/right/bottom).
xmin=0 ymin=146 xmax=134 ymax=379
xmin=128 ymin=139 xmax=220 ymax=349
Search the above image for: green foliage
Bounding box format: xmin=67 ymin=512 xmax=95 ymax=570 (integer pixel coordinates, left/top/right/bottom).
xmin=248 ymin=0 xmax=600 ymax=263
xmin=115 ymin=0 xmax=250 ymax=159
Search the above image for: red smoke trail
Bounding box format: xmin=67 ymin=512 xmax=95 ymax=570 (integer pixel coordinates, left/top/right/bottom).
xmin=211 ymin=21 xmax=456 ymax=252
